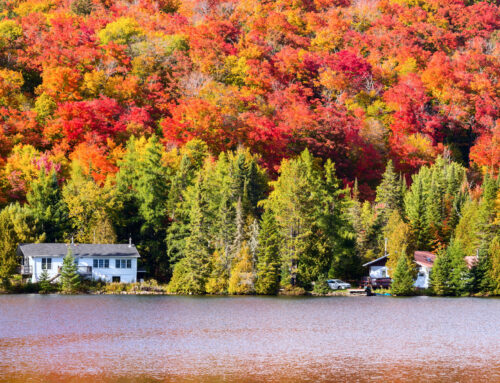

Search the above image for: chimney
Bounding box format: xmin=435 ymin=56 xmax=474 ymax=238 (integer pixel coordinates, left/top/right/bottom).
xmin=71 ymin=236 xmax=74 ymax=245
xmin=129 ymin=236 xmax=132 ymax=248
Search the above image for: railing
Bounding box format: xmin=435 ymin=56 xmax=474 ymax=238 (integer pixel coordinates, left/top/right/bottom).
xmin=56 ymin=266 xmax=92 ymax=275
xmin=19 ymin=265 xmax=32 ymax=275
xmin=78 ymin=266 xmax=92 ymax=275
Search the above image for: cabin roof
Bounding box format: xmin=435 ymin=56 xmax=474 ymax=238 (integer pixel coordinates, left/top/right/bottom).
xmin=363 ymin=255 xmax=388 ymax=267
xmin=414 ymin=251 xmax=436 ymax=268
xmin=17 ymin=243 xmax=140 ymax=258
xmin=464 ymin=256 xmax=478 ymax=269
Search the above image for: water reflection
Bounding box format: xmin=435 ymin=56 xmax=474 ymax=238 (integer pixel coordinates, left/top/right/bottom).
xmin=1 ymin=295 xmax=499 ymax=382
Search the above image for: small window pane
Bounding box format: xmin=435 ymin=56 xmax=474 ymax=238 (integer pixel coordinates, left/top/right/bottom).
xmin=105 ymin=259 xmax=109 ymax=268
xmin=115 ymin=259 xmax=120 ymax=268
xmin=93 ymin=259 xmax=98 ymax=268
xmin=47 ymin=259 xmax=51 ymax=269
xmin=121 ymin=260 xmax=126 ymax=268
xmin=127 ymin=259 xmax=131 ymax=269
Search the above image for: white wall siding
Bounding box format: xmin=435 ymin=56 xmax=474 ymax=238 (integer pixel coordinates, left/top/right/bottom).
xmin=414 ymin=266 xmax=431 ymax=289
xmin=80 ymin=258 xmax=138 ymax=283
xmin=30 ymin=257 xmax=64 ymax=283
xmin=30 ymin=257 xmax=138 ymax=283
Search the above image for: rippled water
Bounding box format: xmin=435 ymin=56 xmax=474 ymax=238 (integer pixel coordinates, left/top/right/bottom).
xmin=1 ymin=295 xmax=500 ymax=382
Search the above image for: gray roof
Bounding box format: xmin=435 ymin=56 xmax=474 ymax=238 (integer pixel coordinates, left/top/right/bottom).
xmin=18 ymin=243 xmax=140 ymax=258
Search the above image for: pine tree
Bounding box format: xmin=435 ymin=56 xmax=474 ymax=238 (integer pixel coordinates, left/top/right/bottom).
xmin=166 ymin=140 xmax=208 ymax=265
xmin=375 ymin=160 xmax=404 ymax=224
xmin=405 ymin=176 xmax=430 ymax=250
xmin=38 ymin=268 xmax=51 ymax=294
xmin=390 ymin=250 xmax=415 ymax=296
xmin=470 ymin=248 xmax=493 ymax=295
xmin=448 ymin=240 xmax=472 ymax=296
xmin=430 ymin=249 xmax=452 ymax=296
xmin=168 ymin=175 xmax=210 ymax=294
xmin=135 ymin=135 xmax=170 ymax=278
xmin=60 ymin=249 xmax=80 ymax=294
xmin=263 ymin=150 xmax=354 ymax=287
xmin=255 ymin=210 xmax=280 ymax=295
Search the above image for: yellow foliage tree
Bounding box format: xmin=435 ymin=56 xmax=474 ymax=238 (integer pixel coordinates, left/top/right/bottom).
xmin=228 ymin=243 xmax=255 ymax=295
xmin=205 ymin=249 xmax=230 ymax=294
xmin=385 ymin=210 xmax=415 ymax=276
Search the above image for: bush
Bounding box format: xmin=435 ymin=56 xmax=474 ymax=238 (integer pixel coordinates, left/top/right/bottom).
xmin=104 ymin=282 xmax=127 ymax=294
xmin=313 ymin=275 xmax=332 ymax=295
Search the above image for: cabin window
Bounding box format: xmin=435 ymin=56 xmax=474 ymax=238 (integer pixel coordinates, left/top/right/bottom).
xmin=41 ymin=258 xmax=52 ymax=270
xmin=93 ymin=259 xmax=109 ymax=268
xmin=115 ymin=259 xmax=132 ymax=269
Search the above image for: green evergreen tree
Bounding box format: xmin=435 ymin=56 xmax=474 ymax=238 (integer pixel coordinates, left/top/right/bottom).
xmin=136 ymin=135 xmax=170 ymax=278
xmin=405 ymin=176 xmax=430 ymax=250
xmin=470 ymin=248 xmax=493 ymax=294
xmin=38 ymin=268 xmax=51 ymax=294
xmin=430 ymin=249 xmax=452 ymax=296
xmin=115 ymin=136 xmax=172 ymax=280
xmin=375 ymin=160 xmax=404 ymax=224
xmin=166 ymin=140 xmax=208 ymax=265
xmin=255 ymin=210 xmax=280 ymax=295
xmin=263 ymin=151 xmax=356 ymax=287
xmin=60 ymin=249 xmax=80 ymax=294
xmin=168 ymin=174 xmax=210 ymax=294
xmin=405 ymin=157 xmax=468 ymax=251
xmin=390 ymin=249 xmax=415 ymax=296
xmin=313 ymin=274 xmax=331 ymax=295
xmin=448 ymin=240 xmax=472 ymax=296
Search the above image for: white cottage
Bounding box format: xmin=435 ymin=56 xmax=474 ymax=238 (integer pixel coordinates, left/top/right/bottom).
xmin=18 ymin=242 xmax=140 ymax=283
xmin=413 ymin=251 xmax=436 ymax=289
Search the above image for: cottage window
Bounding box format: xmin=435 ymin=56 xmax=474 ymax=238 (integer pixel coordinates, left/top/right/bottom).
xmin=41 ymin=258 xmax=52 ymax=270
xmin=93 ymin=259 xmax=109 ymax=268
xmin=115 ymin=259 xmax=132 ymax=269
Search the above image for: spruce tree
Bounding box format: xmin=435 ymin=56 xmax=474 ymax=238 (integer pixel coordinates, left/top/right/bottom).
xmin=448 ymin=240 xmax=472 ymax=296
xmin=390 ymin=250 xmax=415 ymax=296
xmin=135 ymin=135 xmax=170 ymax=278
xmin=38 ymin=268 xmax=51 ymax=294
xmin=255 ymin=210 xmax=280 ymax=295
xmin=168 ymin=175 xmax=210 ymax=294
xmin=375 ymin=160 xmax=404 ymax=224
xmin=60 ymin=249 xmax=80 ymax=294
xmin=430 ymin=249 xmax=452 ymax=296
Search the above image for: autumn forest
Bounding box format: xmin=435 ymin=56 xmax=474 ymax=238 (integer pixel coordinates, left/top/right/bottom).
xmin=0 ymin=0 xmax=498 ymax=295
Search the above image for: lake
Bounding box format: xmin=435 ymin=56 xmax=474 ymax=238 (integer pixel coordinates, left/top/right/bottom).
xmin=0 ymin=295 xmax=499 ymax=382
